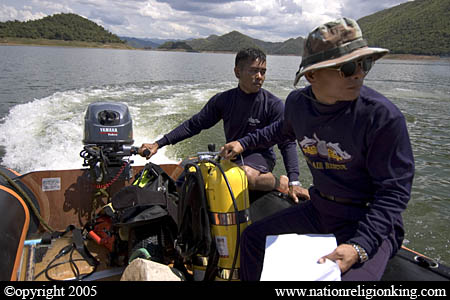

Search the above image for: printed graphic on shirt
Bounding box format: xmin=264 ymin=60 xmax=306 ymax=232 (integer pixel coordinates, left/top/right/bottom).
xmin=299 ymin=133 xmax=352 ymax=170
xmin=248 ymin=117 xmax=261 ymax=126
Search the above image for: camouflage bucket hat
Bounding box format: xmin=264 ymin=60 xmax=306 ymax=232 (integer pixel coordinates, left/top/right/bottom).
xmin=294 ymin=17 xmax=389 ymax=86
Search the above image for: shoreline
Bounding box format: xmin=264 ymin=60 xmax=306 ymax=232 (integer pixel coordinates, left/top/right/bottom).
xmin=383 ymin=54 xmax=446 ymax=61
xmin=0 ymin=37 xmax=133 ymax=50
xmin=1 ymin=38 xmax=449 ymax=61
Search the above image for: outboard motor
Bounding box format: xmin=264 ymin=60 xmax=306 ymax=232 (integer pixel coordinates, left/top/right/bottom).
xmin=80 ymin=102 xmax=137 ymax=184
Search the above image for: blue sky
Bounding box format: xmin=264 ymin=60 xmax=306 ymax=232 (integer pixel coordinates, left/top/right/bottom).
xmin=0 ymin=0 xmax=412 ymax=41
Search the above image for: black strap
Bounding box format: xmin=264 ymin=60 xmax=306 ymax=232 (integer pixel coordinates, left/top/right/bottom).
xmin=176 ymin=163 xmax=212 ymax=258
xmin=43 ymin=225 xmax=98 ymax=267
xmin=112 ymin=185 xmax=167 ymax=210
xmin=134 ymin=162 xmax=178 ymax=200
xmin=138 ymin=162 xmax=169 ymax=184
xmin=72 ymin=227 xmax=98 ymax=267
xmin=318 ymin=191 xmax=370 ymax=208
xmin=203 ymin=241 xmax=219 ymax=281
xmin=41 ymin=225 xmax=75 ymax=244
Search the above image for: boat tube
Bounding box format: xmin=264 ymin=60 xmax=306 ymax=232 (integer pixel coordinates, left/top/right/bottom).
xmin=0 ymin=167 xmax=30 ymax=281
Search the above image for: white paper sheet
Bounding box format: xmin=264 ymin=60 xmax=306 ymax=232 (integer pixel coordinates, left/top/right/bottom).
xmin=260 ymin=233 xmax=341 ymax=281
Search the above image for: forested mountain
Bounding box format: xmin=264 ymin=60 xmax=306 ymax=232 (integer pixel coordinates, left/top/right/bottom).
xmin=358 ymin=0 xmax=450 ymax=56
xmin=119 ymin=36 xmax=160 ymax=49
xmin=158 ymin=41 xmax=195 ymax=52
xmin=1 ymin=0 xmax=449 ymax=56
xmin=0 ymin=13 xmax=124 ymax=44
xmin=159 ymin=31 xmax=304 ymax=56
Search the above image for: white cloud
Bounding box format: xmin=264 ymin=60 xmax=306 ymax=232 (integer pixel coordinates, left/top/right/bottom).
xmin=139 ymin=0 xmax=177 ymax=19
xmin=0 ymin=0 xmax=412 ymax=41
xmin=0 ymin=4 xmax=47 ymax=22
xmin=31 ymin=0 xmax=72 ymax=12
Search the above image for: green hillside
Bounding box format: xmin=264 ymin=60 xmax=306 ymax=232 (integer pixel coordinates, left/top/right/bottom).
xmin=158 ymin=41 xmax=195 ymax=52
xmin=267 ymin=37 xmax=304 ymax=56
xmin=187 ymin=31 xmax=261 ymax=52
xmin=358 ymin=0 xmax=450 ymax=56
xmin=0 ymin=13 xmax=124 ymax=44
xmin=162 ymin=30 xmax=304 ymax=55
xmin=120 ymin=37 xmax=159 ymax=49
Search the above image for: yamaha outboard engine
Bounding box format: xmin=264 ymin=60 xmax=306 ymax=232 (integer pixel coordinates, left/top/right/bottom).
xmin=81 ymin=102 xmax=137 ymax=184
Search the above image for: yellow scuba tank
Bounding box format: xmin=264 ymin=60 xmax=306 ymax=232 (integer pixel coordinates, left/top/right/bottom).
xmin=199 ymin=159 xmax=251 ymax=281
xmin=178 ymin=146 xmax=251 ymax=281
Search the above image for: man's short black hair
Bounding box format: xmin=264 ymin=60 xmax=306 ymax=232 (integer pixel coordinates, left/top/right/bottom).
xmin=235 ymin=47 xmax=266 ymax=68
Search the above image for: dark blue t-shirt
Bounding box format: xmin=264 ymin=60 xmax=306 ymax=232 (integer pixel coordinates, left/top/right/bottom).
xmin=239 ymin=85 xmax=415 ymax=257
xmin=157 ymin=86 xmax=299 ymax=180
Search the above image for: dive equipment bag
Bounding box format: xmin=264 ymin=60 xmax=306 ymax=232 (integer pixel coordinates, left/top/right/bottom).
xmin=105 ymin=162 xmax=179 ymax=264
xmin=111 ymin=162 xmax=178 ymax=225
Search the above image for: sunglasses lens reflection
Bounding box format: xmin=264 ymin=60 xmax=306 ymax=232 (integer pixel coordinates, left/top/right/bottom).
xmin=338 ymin=57 xmax=374 ymax=77
xmin=362 ymin=57 xmax=374 ymax=73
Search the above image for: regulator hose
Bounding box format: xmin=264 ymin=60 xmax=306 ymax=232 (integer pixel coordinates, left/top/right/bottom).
xmin=0 ymin=169 xmax=55 ymax=232
xmin=178 ymin=162 xmax=211 ymax=258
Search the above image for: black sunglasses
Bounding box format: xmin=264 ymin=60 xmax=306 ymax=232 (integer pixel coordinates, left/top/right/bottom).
xmin=329 ymin=56 xmax=374 ymax=77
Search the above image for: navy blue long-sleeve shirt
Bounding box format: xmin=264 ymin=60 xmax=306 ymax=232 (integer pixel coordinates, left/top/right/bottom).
xmin=156 ymin=86 xmax=299 ymax=181
xmin=239 ymin=85 xmax=415 ymax=257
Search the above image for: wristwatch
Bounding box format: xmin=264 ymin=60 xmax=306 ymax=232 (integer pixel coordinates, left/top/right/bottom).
xmin=352 ymin=244 xmax=369 ymax=263
xmin=288 ymin=181 xmax=302 ymax=187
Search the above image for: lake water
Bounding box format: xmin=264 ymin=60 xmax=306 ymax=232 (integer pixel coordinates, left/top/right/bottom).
xmin=1 ymin=45 xmax=449 ymax=265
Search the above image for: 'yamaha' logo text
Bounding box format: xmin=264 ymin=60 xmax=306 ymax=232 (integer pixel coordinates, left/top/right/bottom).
xmin=100 ymin=127 xmax=118 ymax=136
xmin=100 ymin=128 xmax=118 ymax=133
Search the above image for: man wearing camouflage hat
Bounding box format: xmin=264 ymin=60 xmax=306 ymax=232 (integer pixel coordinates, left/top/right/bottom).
xmin=220 ymin=17 xmax=415 ymax=280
